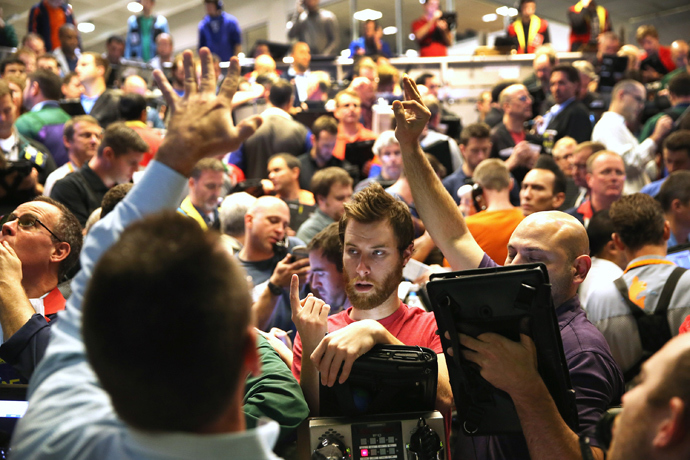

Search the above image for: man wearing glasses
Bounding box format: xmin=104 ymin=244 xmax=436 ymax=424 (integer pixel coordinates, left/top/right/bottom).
xmin=0 ymin=196 xmax=81 ymax=383
xmin=592 ymin=79 xmax=673 ymax=193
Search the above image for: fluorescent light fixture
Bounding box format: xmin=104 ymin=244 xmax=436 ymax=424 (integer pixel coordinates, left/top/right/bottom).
xmin=77 ymin=22 xmax=95 ymax=33
xmin=508 ymin=7 xmax=518 ymax=15
xmin=353 ymin=9 xmax=382 ymax=21
xmin=383 ymin=26 xmax=397 ymax=35
xmin=127 ymin=2 xmax=143 ymax=13
xmin=496 ymin=6 xmax=509 ymax=16
xmin=482 ymin=13 xmax=497 ymax=22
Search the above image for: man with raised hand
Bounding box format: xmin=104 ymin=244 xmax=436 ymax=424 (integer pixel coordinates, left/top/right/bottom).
xmin=393 ymin=76 xmax=622 ymax=460
xmin=9 ymin=48 xmax=275 ymax=459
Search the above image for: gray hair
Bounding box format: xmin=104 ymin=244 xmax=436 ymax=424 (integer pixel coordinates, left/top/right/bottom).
xmin=372 ymin=130 xmax=399 ymax=157
xmin=219 ymin=192 xmax=257 ymax=237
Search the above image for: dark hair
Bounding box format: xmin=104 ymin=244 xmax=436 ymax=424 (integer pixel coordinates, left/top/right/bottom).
xmin=664 ymin=130 xmax=690 ymax=155
xmin=63 ymin=115 xmax=100 ymax=142
xmin=190 ymin=158 xmax=225 ymax=180
xmin=657 ymin=170 xmax=690 ymax=212
xmin=308 ymin=222 xmax=343 ymax=272
xmin=610 ymin=194 xmax=666 ymax=250
xmin=587 ymin=209 xmax=615 ymax=257
xmin=32 ymin=196 xmax=83 ymax=281
xmin=268 ymin=153 xmax=300 ymax=171
xmin=415 ymin=73 xmax=434 ymax=86
xmin=312 ymin=115 xmax=338 ymax=138
xmin=98 ymin=122 xmax=149 ymax=157
xmin=268 ymin=79 xmax=294 ymax=108
xmin=491 ymin=80 xmax=517 ymax=105
xmin=459 ymin=122 xmax=491 ymax=146
xmin=551 ymin=64 xmax=581 ymax=85
xmin=62 ymin=71 xmax=79 ymax=85
xmin=82 ymin=212 xmax=251 ymax=431
xmin=106 ymin=35 xmax=125 ymax=46
xmin=534 ymin=154 xmax=567 ymax=195
xmin=311 ymin=167 xmax=353 ymax=199
xmin=118 ymin=93 xmax=147 ymax=121
xmin=668 ymin=72 xmax=690 ymax=98
xmin=0 ymin=56 xmax=25 ymax=75
xmin=339 ymin=182 xmax=413 ymax=253
xmin=101 ymin=183 xmax=134 ymax=218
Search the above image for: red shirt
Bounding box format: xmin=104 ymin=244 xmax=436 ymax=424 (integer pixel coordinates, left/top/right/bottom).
xmin=412 ymin=18 xmax=448 ymax=57
xmin=333 ymin=123 xmax=377 ymax=160
xmin=292 ymin=302 xmax=441 ymax=380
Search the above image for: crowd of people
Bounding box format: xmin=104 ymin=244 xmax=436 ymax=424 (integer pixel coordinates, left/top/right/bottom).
xmin=0 ymin=1 xmax=690 ymax=460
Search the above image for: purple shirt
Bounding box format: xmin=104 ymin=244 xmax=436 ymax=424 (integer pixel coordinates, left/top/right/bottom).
xmin=457 ymin=254 xmax=624 ymax=459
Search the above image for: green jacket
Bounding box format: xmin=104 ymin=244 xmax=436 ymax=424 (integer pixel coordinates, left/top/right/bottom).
xmin=244 ymin=334 xmax=309 ymax=446
xmin=639 ymin=103 xmax=690 ymax=143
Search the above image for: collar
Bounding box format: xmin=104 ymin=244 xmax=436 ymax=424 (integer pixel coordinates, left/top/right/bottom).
xmin=551 ymin=97 xmax=575 ymax=113
xmin=125 ymin=120 xmax=148 ymax=129
xmin=261 ymin=106 xmax=292 ymax=120
xmin=31 ymin=100 xmax=60 ymax=112
xmin=604 ymin=111 xmax=626 ymax=124
xmin=624 ymin=254 xmax=674 ymax=274
xmin=555 ymin=295 xmax=582 ymax=329
xmin=29 ymin=286 xmax=66 ymax=318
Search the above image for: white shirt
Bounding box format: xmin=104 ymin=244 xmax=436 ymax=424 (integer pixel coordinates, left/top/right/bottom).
xmin=591 ymin=111 xmax=656 ymax=194
xmin=578 ymin=257 xmax=624 ymax=311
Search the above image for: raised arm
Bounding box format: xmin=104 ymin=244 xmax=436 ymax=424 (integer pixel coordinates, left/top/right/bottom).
xmin=393 ymin=76 xmax=485 ymax=270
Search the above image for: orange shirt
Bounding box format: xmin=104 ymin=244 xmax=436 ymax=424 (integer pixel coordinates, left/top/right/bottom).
xmin=465 ymin=207 xmax=524 ymax=265
xmin=333 ymin=123 xmax=377 ymax=160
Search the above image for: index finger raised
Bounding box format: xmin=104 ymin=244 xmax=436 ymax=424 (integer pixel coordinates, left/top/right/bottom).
xmin=289 ymin=274 xmax=301 ymax=314
xmin=218 ymin=56 xmax=241 ymax=101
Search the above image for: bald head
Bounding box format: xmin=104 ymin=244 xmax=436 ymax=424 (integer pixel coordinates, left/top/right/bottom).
xmin=671 ymin=40 xmax=689 ymax=68
xmin=122 ymin=75 xmax=148 ymax=96
xmin=508 ymin=211 xmax=589 ymax=306
xmin=249 ymin=196 xmax=289 ymax=217
xmin=254 ymin=54 xmax=276 ymax=74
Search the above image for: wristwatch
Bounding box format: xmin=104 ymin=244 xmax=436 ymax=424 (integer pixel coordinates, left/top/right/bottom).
xmin=267 ymin=281 xmax=283 ymax=296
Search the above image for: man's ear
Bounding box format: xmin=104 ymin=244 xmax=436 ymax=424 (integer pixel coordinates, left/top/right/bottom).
xmin=663 ymin=220 xmax=671 ymax=242
xmin=612 ymin=232 xmax=626 ymax=251
xmin=243 ymin=327 xmax=261 ymax=378
xmin=401 ymin=242 xmax=414 ymax=267
xmin=552 ymin=191 xmax=566 ymax=209
xmin=50 ymin=241 xmax=71 ymax=264
xmin=652 ymin=397 xmax=687 ymax=448
xmin=101 ymin=146 xmax=115 ymax=163
xmin=572 ymin=254 xmax=591 ymax=285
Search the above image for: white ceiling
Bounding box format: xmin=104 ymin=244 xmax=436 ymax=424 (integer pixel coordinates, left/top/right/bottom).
xmin=4 ymin=0 xmax=689 ymax=56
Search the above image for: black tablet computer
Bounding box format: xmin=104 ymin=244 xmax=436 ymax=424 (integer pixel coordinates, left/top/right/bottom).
xmin=425 ymin=263 xmax=578 ymax=435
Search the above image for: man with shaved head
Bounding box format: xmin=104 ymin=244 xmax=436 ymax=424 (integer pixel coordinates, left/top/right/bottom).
xmin=394 ymin=75 xmax=623 ymax=460
xmin=237 ymin=196 xmax=310 ymax=335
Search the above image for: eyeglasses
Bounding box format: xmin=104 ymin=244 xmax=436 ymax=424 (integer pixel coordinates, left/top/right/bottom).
xmin=3 ymin=213 xmax=63 ymax=242
xmin=514 ymin=95 xmax=532 ymax=103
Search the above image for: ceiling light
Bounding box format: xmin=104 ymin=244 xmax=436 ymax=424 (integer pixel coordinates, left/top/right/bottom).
xmin=353 ymin=9 xmax=382 ymax=21
xmin=77 ymin=22 xmax=95 ymax=33
xmin=127 ymin=2 xmax=143 ymax=13
xmin=496 ymin=6 xmax=509 ymax=16
xmin=408 ymin=33 xmax=416 ymax=41
xmin=383 ymin=26 xmax=397 ymax=35
xmin=482 ymin=13 xmax=497 ymax=22
xmin=508 ymin=7 xmax=518 ymax=15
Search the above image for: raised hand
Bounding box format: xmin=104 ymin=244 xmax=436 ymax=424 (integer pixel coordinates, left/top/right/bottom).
xmin=289 ymin=275 xmax=329 ymax=355
xmin=393 ymin=76 xmax=431 ymax=146
xmin=152 ymin=47 xmax=262 ymax=177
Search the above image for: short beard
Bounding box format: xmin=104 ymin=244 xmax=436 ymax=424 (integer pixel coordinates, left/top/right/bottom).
xmin=344 ymin=264 xmax=403 ymax=311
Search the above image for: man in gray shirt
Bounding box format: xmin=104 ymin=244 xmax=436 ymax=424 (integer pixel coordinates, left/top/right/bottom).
xmin=287 ymin=0 xmax=339 ymax=55
xmin=297 ymin=167 xmax=353 ymax=244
